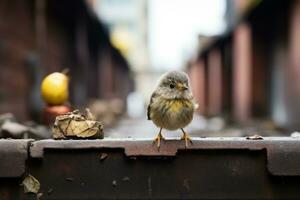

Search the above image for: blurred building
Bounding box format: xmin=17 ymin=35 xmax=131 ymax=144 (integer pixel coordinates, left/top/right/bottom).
xmin=188 ymin=0 xmax=300 ymax=130
xmin=94 ymin=0 xmax=153 ymax=103
xmin=0 ymin=0 xmax=133 ymax=121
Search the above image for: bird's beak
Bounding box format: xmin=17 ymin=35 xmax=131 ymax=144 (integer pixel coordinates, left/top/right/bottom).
xmin=176 ymin=82 xmax=188 ymax=91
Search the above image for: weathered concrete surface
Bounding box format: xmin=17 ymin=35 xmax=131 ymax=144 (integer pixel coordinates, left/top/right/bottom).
xmin=0 ymin=139 xmax=33 ymax=177
xmin=29 ymin=137 xmax=300 ymax=176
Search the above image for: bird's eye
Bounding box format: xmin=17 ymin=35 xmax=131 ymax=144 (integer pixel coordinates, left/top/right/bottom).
xmin=169 ymin=83 xmax=175 ymax=89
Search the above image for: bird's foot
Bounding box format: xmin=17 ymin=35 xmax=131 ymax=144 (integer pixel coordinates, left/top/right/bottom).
xmin=153 ymin=133 xmax=165 ymax=149
xmin=181 ymin=130 xmax=192 ymax=148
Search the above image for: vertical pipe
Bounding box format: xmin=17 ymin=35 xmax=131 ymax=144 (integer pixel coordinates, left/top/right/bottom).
xmin=208 ymin=49 xmax=222 ymax=116
xmin=189 ymin=59 xmax=206 ymax=114
xmin=233 ymin=23 xmax=252 ymax=122
xmin=287 ymin=0 xmax=300 ymax=128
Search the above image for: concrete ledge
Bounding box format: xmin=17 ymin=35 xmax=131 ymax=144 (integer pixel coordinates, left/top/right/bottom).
xmin=0 ymin=139 xmax=33 ymax=177
xmin=29 ymin=137 xmax=300 ymax=176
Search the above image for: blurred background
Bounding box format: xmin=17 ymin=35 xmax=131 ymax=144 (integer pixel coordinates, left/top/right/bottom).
xmin=0 ymin=0 xmax=299 ymax=139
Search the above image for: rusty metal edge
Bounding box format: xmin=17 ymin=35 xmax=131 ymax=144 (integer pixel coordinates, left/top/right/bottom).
xmin=28 ymin=137 xmax=300 ymax=176
xmin=0 ymin=139 xmax=33 ymax=178
xmin=0 ymin=137 xmax=296 ymax=176
xmin=29 ymin=137 xmax=299 ymax=157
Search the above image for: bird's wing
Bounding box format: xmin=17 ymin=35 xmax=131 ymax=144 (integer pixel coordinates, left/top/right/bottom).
xmin=147 ymin=92 xmax=157 ymax=120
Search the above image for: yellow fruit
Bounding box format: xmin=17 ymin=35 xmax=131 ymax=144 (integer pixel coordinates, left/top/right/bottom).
xmin=41 ymin=72 xmax=69 ymax=105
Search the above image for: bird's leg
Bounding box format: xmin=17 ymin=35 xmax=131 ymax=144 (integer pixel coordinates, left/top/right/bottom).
xmin=180 ymin=128 xmax=192 ymax=147
xmin=153 ymin=128 xmax=165 ymax=148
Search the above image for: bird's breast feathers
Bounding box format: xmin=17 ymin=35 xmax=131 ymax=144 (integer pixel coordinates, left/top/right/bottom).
xmin=150 ymin=97 xmax=195 ymax=114
xmin=149 ymin=97 xmax=194 ymax=130
xmin=164 ymin=99 xmax=193 ymax=112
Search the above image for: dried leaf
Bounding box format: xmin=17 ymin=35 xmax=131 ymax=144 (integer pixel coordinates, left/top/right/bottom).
xmin=246 ymin=134 xmax=263 ymax=140
xmin=21 ymin=174 xmax=40 ymax=194
xmin=85 ymin=108 xmax=95 ymax=120
xmin=53 ymin=109 xmax=103 ymax=139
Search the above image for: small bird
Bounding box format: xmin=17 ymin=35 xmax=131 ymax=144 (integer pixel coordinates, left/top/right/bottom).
xmin=147 ymin=71 xmax=196 ymax=148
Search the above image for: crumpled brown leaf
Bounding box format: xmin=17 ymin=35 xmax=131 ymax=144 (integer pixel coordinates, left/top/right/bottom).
xmin=53 ymin=109 xmax=103 ymax=139
xmin=21 ymin=174 xmax=40 ymax=194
